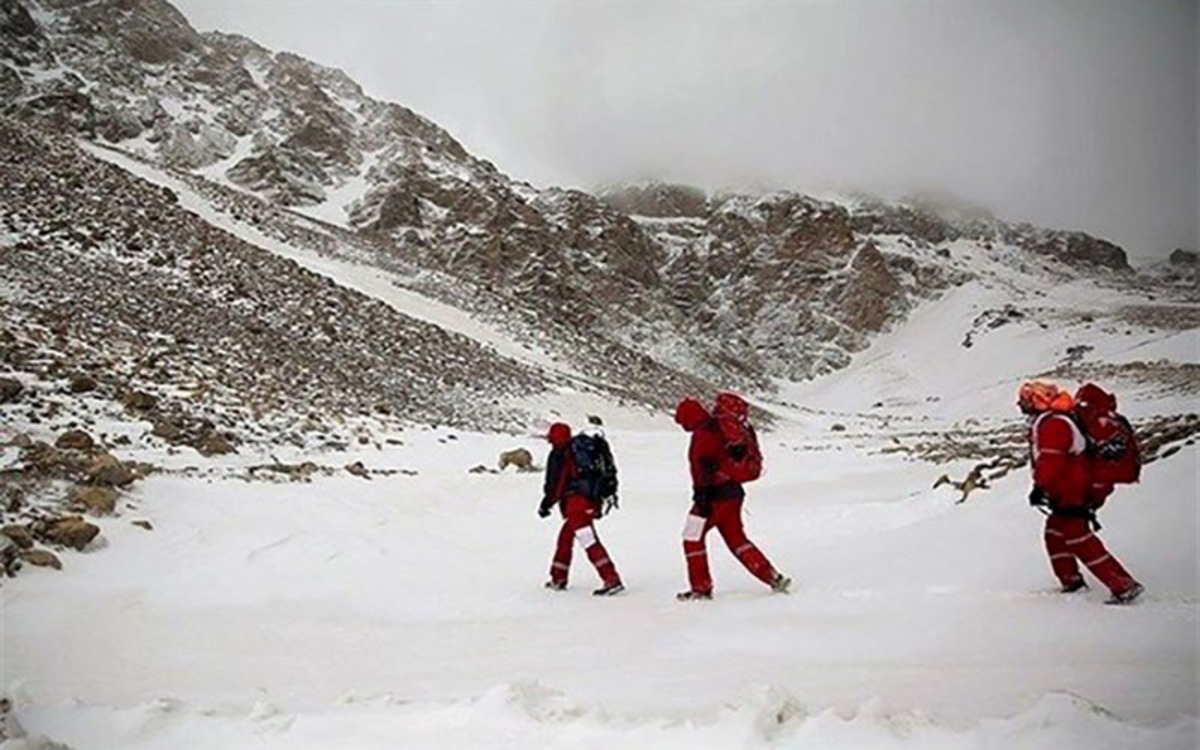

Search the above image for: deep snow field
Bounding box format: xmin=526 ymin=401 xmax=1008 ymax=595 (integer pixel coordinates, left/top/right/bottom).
xmin=5 ymin=377 xmax=1197 ymax=748
xmin=4 ymin=416 xmax=1197 ymax=748
xmin=3 ymin=147 xmax=1197 ymax=748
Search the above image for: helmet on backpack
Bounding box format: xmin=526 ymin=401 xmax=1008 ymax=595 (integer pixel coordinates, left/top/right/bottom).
xmin=1017 ymin=381 xmax=1074 ymax=414
xmin=1075 ymin=382 xmax=1116 ymax=416
xmin=713 ymin=391 xmax=750 ymax=421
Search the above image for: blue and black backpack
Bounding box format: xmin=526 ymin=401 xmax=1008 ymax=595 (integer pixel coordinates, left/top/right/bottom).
xmin=569 ymin=432 xmax=619 ymax=510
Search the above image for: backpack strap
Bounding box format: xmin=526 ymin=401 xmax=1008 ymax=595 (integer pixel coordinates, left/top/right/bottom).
xmin=1032 ymin=412 xmax=1087 ymax=460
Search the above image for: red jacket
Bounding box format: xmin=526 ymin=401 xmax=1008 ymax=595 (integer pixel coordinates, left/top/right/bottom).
xmin=1029 ymin=412 xmax=1091 ymax=510
xmin=675 ymin=399 xmax=744 ymax=502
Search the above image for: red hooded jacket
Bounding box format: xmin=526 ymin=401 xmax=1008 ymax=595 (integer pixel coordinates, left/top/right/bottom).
xmin=1029 ymin=412 xmax=1091 ymax=510
xmin=541 ymin=423 xmax=576 ymax=511
xmin=675 ymin=398 xmax=745 ymax=502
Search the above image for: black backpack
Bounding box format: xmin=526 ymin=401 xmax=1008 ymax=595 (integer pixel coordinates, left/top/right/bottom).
xmin=568 ymin=433 xmax=619 ymax=510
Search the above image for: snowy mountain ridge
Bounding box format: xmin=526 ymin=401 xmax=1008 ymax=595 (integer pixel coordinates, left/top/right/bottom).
xmin=2 ymin=0 xmax=1178 ymax=409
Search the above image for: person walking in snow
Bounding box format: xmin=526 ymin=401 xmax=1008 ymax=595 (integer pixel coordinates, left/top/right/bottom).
xmin=537 ymin=422 xmax=625 ymax=596
xmin=673 ymin=395 xmax=790 ymax=600
xmin=1019 ymin=381 xmax=1143 ymax=604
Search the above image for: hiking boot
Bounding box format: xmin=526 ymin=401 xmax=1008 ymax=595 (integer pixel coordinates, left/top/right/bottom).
xmin=544 ymin=580 xmax=567 ymax=591
xmin=1061 ymin=579 xmax=1088 ymax=594
xmin=1106 ymin=582 xmax=1144 ymax=606
xmin=675 ymin=590 xmax=713 ymax=601
xmin=593 ymin=581 xmax=625 ymax=596
xmin=770 ymin=574 xmax=792 ymax=594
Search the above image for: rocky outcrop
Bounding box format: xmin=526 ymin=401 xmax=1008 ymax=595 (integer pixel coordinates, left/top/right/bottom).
xmin=2 ymin=524 xmax=32 ymax=549
xmin=1170 ymin=248 xmax=1197 ymax=266
xmin=0 ymin=376 xmax=20 ymax=402
xmin=498 ymin=448 xmax=533 ymax=471
xmin=38 ymin=515 xmax=99 ymax=550
xmin=22 ymin=548 xmax=61 ymax=569
xmin=69 ymin=485 xmax=117 ymax=515
xmin=601 ymin=183 xmax=708 ymax=218
xmin=55 ymin=429 xmax=95 ymax=451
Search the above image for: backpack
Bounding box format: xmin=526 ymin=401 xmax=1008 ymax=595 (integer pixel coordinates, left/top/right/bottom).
xmin=712 ymin=392 xmax=763 ymax=484
xmin=1073 ymin=383 xmax=1141 ymax=485
xmin=568 ymin=432 xmax=619 ymax=506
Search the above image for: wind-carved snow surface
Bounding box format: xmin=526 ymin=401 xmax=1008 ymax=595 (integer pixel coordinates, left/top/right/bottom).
xmin=5 ymin=423 xmax=1197 ymax=748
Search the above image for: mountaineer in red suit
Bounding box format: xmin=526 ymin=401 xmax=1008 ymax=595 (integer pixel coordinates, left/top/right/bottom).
xmin=673 ymin=396 xmax=790 ymax=601
xmin=538 ymin=422 xmax=624 ymax=596
xmin=1019 ymin=381 xmax=1142 ymax=605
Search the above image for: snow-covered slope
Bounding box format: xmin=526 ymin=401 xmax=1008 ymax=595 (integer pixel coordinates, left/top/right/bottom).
xmin=5 ymin=277 xmax=1197 ymax=748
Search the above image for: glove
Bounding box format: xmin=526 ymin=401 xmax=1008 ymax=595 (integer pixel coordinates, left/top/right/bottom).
xmin=692 ymin=488 xmax=712 ymax=517
xmin=1096 ymin=438 xmax=1126 ymax=461
xmin=1028 ymin=487 xmax=1047 ymax=507
xmin=537 ymin=503 xmax=552 ymax=518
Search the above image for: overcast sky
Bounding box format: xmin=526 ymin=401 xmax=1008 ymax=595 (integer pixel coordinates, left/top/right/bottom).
xmin=175 ymin=0 xmax=1196 ymax=262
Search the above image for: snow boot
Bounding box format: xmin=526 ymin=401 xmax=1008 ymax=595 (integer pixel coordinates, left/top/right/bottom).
xmin=593 ymin=581 xmax=625 ymax=596
xmin=676 ymin=590 xmax=713 ymax=601
xmin=1106 ymin=582 xmax=1144 ymax=606
xmin=1061 ymin=578 xmax=1088 ymax=594
xmin=545 ymin=580 xmax=567 ymax=591
xmin=770 ymin=574 xmax=792 ymax=594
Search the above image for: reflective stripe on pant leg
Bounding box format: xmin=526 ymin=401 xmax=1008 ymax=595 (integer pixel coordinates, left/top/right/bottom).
xmin=1070 ymin=531 xmax=1136 ymax=594
xmin=683 ymin=514 xmax=712 ymax=593
xmin=1044 ymin=515 xmax=1082 ymax=587
xmin=574 ymin=525 xmax=598 ymax=549
xmin=716 ymin=500 xmax=777 ymax=585
xmin=585 ymin=538 xmax=620 ymax=586
xmin=682 ymin=514 xmax=706 ymax=542
xmin=550 ymin=519 xmax=574 ymax=582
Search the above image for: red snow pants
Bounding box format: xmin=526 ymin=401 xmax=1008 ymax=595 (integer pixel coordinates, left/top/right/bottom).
xmin=1043 ymin=514 xmax=1138 ymax=595
xmin=550 ymin=495 xmax=621 ymax=587
xmin=682 ymin=499 xmax=777 ymax=594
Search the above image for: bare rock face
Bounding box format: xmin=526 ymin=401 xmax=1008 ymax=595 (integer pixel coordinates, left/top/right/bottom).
xmin=22 ymin=548 xmax=62 ymax=570
xmin=85 ymin=452 xmax=135 ymax=486
xmin=70 ymin=485 xmax=118 ymax=515
xmin=0 ymin=533 xmax=18 ymax=576
xmin=601 ymin=183 xmax=708 ymax=218
xmin=498 ymin=448 xmax=533 ymax=471
xmin=0 ymin=376 xmax=22 ymax=403
xmin=1017 ymin=229 xmax=1128 ymax=270
xmin=1170 ymin=248 xmax=1197 ymax=266
xmin=197 ymin=431 xmax=236 ymax=456
xmin=69 ymin=374 xmax=98 ymax=392
xmin=55 ymin=429 xmax=95 ymax=451
xmin=40 ymin=516 xmax=100 ymax=551
xmin=123 ymin=390 xmax=158 ymax=412
xmin=23 ymin=441 xmax=89 ymax=480
xmin=2 ymin=524 xmax=33 ymax=549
